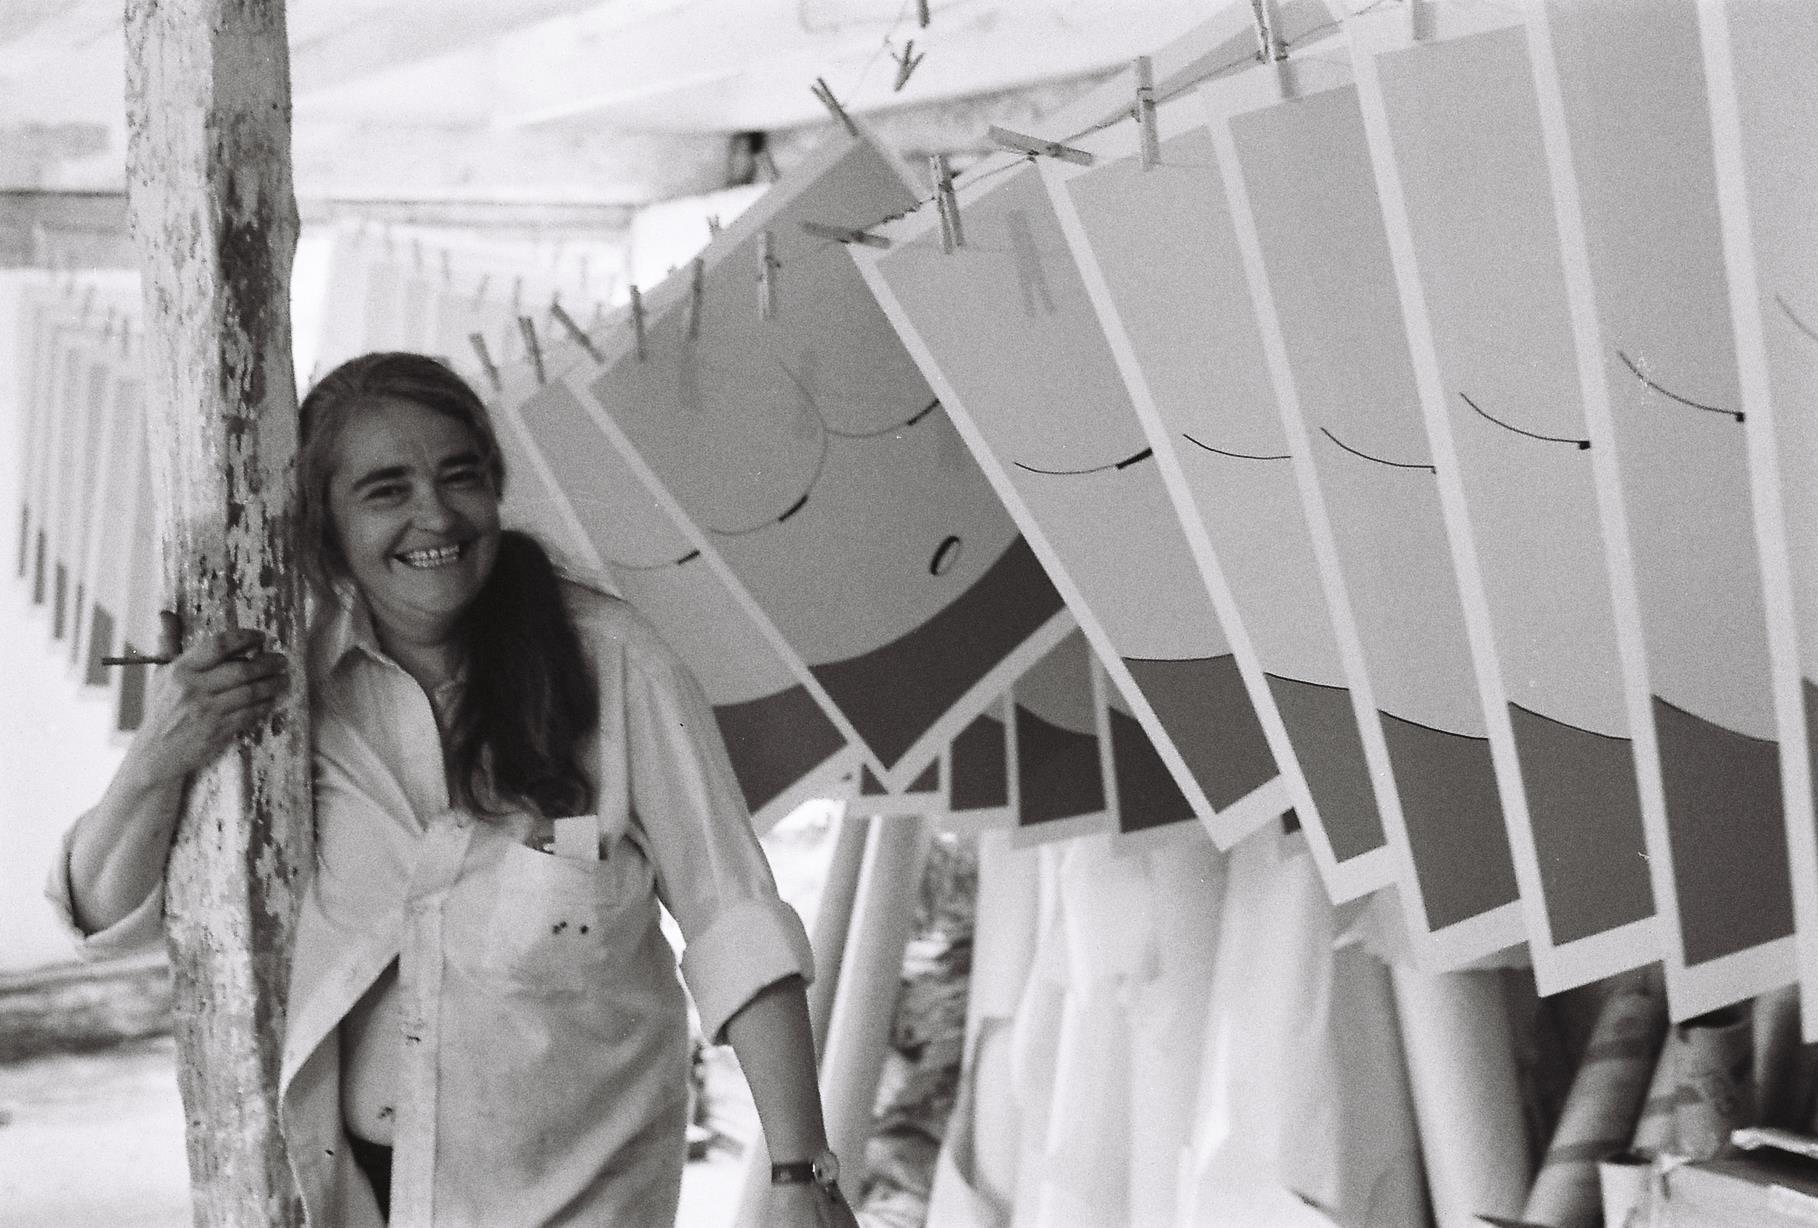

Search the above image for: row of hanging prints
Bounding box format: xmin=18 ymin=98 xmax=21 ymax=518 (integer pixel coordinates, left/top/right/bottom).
xmin=17 ymin=4 xmax=1818 ymax=1216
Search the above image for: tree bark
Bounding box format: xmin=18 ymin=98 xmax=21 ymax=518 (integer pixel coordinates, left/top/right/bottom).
xmin=123 ymin=1 xmax=312 ymax=1224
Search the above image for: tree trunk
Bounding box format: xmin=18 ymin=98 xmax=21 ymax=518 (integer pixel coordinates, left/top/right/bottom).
xmin=123 ymin=1 xmax=312 ymax=1223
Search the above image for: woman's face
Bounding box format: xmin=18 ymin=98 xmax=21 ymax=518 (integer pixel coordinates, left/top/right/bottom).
xmin=326 ymin=396 xmax=501 ymax=645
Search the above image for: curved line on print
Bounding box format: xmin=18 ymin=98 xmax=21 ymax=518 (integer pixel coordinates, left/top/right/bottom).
xmin=711 ymin=685 xmax=848 ymax=818
xmin=1376 ymin=710 xmax=1520 ymax=932
xmin=1506 ymin=703 xmax=1653 ymax=945
xmin=1180 ymin=432 xmax=1292 ymax=463
xmin=1011 ymin=447 xmax=1154 ymax=477
xmin=1014 ymin=703 xmax=1105 ymax=827
xmin=1105 ymin=705 xmax=1195 ymax=835
xmin=1615 ymin=351 xmax=1744 ymax=424
xmin=1318 ymin=426 xmax=1436 ymax=474
xmin=950 ymin=711 xmax=1009 ymax=813
xmin=809 ymin=536 xmax=1064 ymax=770
xmin=1120 ymin=654 xmax=1277 ymax=813
xmin=1264 ymin=673 xmax=1385 ymax=863
xmin=1651 ymin=695 xmax=1794 ymax=966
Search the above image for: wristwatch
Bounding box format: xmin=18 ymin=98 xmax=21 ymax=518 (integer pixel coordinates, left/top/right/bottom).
xmin=771 ymin=1147 xmax=841 ymax=1196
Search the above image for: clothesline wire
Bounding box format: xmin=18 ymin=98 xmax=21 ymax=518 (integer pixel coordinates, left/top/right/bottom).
xmin=787 ymin=2 xmax=1391 ymax=267
xmin=440 ymin=0 xmax=1403 ymax=370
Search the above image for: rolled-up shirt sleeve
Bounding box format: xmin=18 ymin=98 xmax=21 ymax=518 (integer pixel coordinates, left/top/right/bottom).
xmin=44 ymin=815 xmax=166 ymax=961
xmin=620 ymin=626 xmax=815 ymax=1042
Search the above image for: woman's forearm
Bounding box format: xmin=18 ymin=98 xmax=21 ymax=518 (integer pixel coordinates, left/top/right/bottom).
xmin=721 ymin=974 xmax=829 ymax=1164
xmin=66 ymin=759 xmax=185 ymax=934
xmin=64 ymin=625 xmax=290 ymax=936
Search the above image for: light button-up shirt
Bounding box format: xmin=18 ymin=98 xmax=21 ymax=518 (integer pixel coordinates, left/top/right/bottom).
xmin=50 ymin=581 xmax=816 ymax=1227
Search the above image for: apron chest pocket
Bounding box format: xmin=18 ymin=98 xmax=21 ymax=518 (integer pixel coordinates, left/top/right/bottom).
xmin=482 ymin=831 xmax=653 ymax=994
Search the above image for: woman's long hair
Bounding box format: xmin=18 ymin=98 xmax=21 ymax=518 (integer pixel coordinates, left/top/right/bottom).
xmin=298 ymin=352 xmax=598 ymax=818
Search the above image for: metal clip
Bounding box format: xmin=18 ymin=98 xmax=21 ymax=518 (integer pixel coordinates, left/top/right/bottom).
xmin=930 ymin=155 xmax=964 ymax=253
xmin=800 ymin=220 xmax=891 ymax=250
xmin=630 ymin=285 xmax=648 ymax=361
xmin=759 ymin=232 xmax=780 ymax=321
xmin=682 ymin=258 xmax=704 ymax=340
xmin=468 ymin=333 xmax=502 ymax=393
xmin=893 ymin=41 xmax=925 ymax=92
xmin=549 ymin=301 xmax=604 ymax=364
xmin=988 ymin=125 xmax=1095 ymax=166
xmin=517 ymin=316 xmax=545 ymax=385
xmin=810 ymin=77 xmax=861 ymax=138
xmin=1134 ymin=57 xmax=1160 ymax=172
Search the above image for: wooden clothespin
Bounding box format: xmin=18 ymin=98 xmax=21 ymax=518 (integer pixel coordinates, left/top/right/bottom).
xmin=757 ymin=147 xmax=781 ymax=183
xmin=929 ymin=155 xmax=964 ymax=253
xmin=916 ymin=0 xmax=930 ymax=27
xmin=511 ymin=274 xmax=524 ymax=315
xmin=810 ymin=77 xmax=861 ymax=138
xmin=1134 ymin=57 xmax=1160 ymax=172
xmin=629 ymin=285 xmax=648 ymax=360
xmin=687 ymin=258 xmax=706 ymax=340
xmin=893 ymin=41 xmax=925 ymax=92
xmin=759 ymin=231 xmax=780 ymax=321
xmin=801 ymin=220 xmax=891 ymax=250
xmin=707 ymin=215 xmax=723 ymax=238
xmin=468 ymin=333 xmax=502 ymax=393
xmin=473 ymin=273 xmax=492 ymax=307
xmin=411 ymin=237 xmax=424 ymax=271
xmin=1250 ymin=0 xmax=1275 ymax=62
xmin=517 ymin=316 xmax=546 ymax=385
xmin=988 ymin=125 xmax=1095 ymax=166
xmin=440 ymin=249 xmax=453 ymax=284
xmin=1407 ymin=0 xmax=1428 ymax=42
xmin=1249 ymin=0 xmax=1294 ymax=97
xmin=549 ymin=300 xmax=604 ymax=364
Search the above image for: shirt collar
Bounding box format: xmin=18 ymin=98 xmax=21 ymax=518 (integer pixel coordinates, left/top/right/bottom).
xmin=308 ymin=582 xmax=390 ymax=681
xmin=309 ymin=584 xmax=470 ymax=702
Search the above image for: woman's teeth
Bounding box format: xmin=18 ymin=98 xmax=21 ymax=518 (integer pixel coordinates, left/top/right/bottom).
xmin=397 ymin=544 xmax=464 ymax=569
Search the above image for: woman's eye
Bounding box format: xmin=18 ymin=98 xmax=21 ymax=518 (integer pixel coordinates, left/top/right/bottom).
xmin=364 ymin=483 xmax=407 ymax=504
xmin=443 ymin=468 xmax=481 ymax=488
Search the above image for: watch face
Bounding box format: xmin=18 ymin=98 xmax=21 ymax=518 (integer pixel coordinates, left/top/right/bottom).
xmin=812 ymin=1149 xmax=840 ymax=1186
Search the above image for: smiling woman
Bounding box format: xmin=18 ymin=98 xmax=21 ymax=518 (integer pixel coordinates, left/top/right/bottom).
xmin=297 ymin=354 xmax=598 ymax=822
xmin=49 ymin=352 xmax=858 ymax=1228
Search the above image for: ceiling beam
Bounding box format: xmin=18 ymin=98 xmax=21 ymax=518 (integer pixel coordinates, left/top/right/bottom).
xmin=288 ymin=0 xmax=629 ymax=94
xmin=290 ymin=120 xmax=736 ymax=206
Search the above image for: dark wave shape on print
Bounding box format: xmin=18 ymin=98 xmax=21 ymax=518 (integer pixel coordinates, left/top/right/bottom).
xmin=1377 ymin=710 xmax=1519 ymax=931
xmin=1506 ymin=703 xmax=1653 ymax=945
xmin=712 ymin=684 xmax=848 ymax=817
xmin=32 ymin=529 xmax=45 ymax=605
xmin=810 ymin=536 xmax=1064 ymax=770
xmin=85 ymin=605 xmax=115 ymax=687
xmin=858 ymin=757 xmax=940 ymax=798
xmin=1652 ymin=694 xmax=1793 ymax=966
xmin=69 ymin=582 xmax=85 ymax=665
xmin=1265 ymin=673 xmax=1384 ymax=862
xmin=117 ymin=639 xmax=148 ymax=733
xmin=950 ymin=712 xmax=1009 ymax=812
xmin=1106 ymin=706 xmax=1195 ymax=834
xmin=1121 ymin=654 xmax=1277 ymax=812
xmin=1014 ymin=702 xmax=1105 ymax=828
